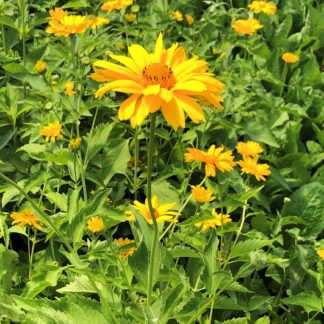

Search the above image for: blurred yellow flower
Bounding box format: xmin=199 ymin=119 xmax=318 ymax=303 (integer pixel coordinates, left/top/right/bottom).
xmin=90 ymin=33 xmax=224 ymax=129
xmin=232 ymin=18 xmax=263 ymax=36
xmin=64 ymin=81 xmax=76 ymax=96
xmin=128 ymin=195 xmax=179 ymax=224
xmin=237 ymin=157 xmax=271 ymax=181
xmin=185 ymin=145 xmax=236 ymax=177
xmin=236 ymin=141 xmax=264 ymax=159
xmin=195 ymin=209 xmax=231 ymax=231
xmin=101 ymin=0 xmax=133 ymax=12
xmin=39 ymin=121 xmax=63 ymax=142
xmin=191 ymin=185 xmax=215 ymax=203
xmin=281 ymin=52 xmax=299 ymax=63
xmin=317 ymin=249 xmax=324 ymax=260
xmin=248 ymin=1 xmax=277 ymax=15
xmin=11 ymin=209 xmax=43 ymax=231
xmin=90 ymin=16 xmax=110 ymax=28
xmin=69 ymin=137 xmax=81 ymax=150
xmin=185 ymin=15 xmax=194 ymax=25
xmin=114 ymin=237 xmax=137 ymax=259
xmin=46 ymin=8 xmax=90 ymax=37
xmin=124 ymin=13 xmax=136 ymax=22
xmin=87 ymin=216 xmax=104 ymax=233
xmin=172 ymin=10 xmax=183 ymax=21
xmin=35 ymin=60 xmax=47 ymax=73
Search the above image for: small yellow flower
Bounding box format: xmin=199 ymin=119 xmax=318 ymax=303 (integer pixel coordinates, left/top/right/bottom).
xmin=69 ymin=137 xmax=81 ymax=150
xmin=64 ymin=81 xmax=76 ymax=96
xmin=248 ymin=1 xmax=277 ymax=15
xmin=191 ymin=186 xmax=215 ymax=203
xmin=128 ymin=196 xmax=179 ymax=224
xmin=39 ymin=121 xmax=63 ymax=142
xmin=237 ymin=157 xmax=271 ymax=181
xmin=114 ymin=237 xmax=137 ymax=259
xmin=185 ymin=15 xmax=194 ymax=25
xmin=35 ymin=60 xmax=47 ymax=73
xmin=10 ymin=209 xmax=43 ymax=231
xmin=124 ymin=13 xmax=136 ymax=22
xmin=232 ymin=18 xmax=263 ymax=36
xmin=172 ymin=10 xmax=183 ymax=21
xmin=281 ymin=52 xmax=299 ymax=64
xmin=101 ymin=0 xmax=133 ymax=12
xmin=89 ymin=16 xmax=110 ymax=28
xmin=87 ymin=216 xmax=104 ymax=233
xmin=195 ymin=209 xmax=232 ymax=231
xmin=317 ymin=249 xmax=324 ymax=260
xmin=236 ymin=141 xmax=264 ymax=159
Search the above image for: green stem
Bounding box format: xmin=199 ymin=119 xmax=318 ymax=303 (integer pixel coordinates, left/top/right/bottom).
xmin=1 ymin=25 xmax=7 ymax=54
xmin=146 ymin=113 xmax=158 ymax=307
xmin=28 ymin=232 xmax=37 ymax=279
xmin=280 ymin=63 xmax=288 ymax=97
xmin=134 ymin=126 xmax=139 ymax=200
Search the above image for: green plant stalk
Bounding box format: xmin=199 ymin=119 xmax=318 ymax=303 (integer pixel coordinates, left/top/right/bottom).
xmin=280 ymin=63 xmax=288 ymax=97
xmin=134 ymin=126 xmax=139 ymax=200
xmin=0 ymin=172 xmax=73 ymax=252
xmin=18 ymin=0 xmax=27 ymax=96
xmin=1 ymin=25 xmax=7 ymax=54
xmin=28 ymin=232 xmax=37 ymax=279
xmin=146 ymin=113 xmax=158 ymax=307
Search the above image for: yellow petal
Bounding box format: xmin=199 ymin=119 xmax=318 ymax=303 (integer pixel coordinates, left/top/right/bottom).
xmin=172 ymin=80 xmax=207 ymax=92
xmin=142 ymin=84 xmax=161 ymax=95
xmin=161 ymin=99 xmax=185 ymax=130
xmin=174 ymin=95 xmax=206 ymax=123
xmin=160 ymin=88 xmax=173 ymax=102
xmin=132 ymin=96 xmax=150 ymax=126
xmin=109 ymin=53 xmax=142 ymax=76
xmin=153 ymin=33 xmax=164 ymax=63
xmin=128 ymin=44 xmax=152 ymax=71
xmin=118 ymin=94 xmax=140 ymax=120
xmin=141 ymin=95 xmax=162 ymax=113
xmin=92 ymin=60 xmax=138 ymax=80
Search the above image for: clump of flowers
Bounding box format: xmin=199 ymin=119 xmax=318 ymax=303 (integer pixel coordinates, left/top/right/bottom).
xmin=87 ymin=216 xmax=105 ymax=233
xmin=89 ymin=16 xmax=110 ymax=28
xmin=127 ymin=195 xmax=179 ymax=224
xmin=39 ymin=121 xmax=63 ymax=142
xmin=64 ymin=81 xmax=76 ymax=96
xmin=185 ymin=15 xmax=194 ymax=25
xmin=184 ymin=145 xmax=236 ymax=177
xmin=236 ymin=141 xmax=264 ymax=159
xmin=281 ymin=52 xmax=299 ymax=64
xmin=172 ymin=10 xmax=183 ymax=21
xmin=114 ymin=237 xmax=137 ymax=259
xmin=232 ymin=18 xmax=263 ymax=35
xmin=69 ymin=137 xmax=81 ymax=150
xmin=90 ymin=33 xmax=224 ymax=130
xmin=101 ymin=0 xmax=133 ymax=12
xmin=35 ymin=60 xmax=46 ymax=73
xmin=195 ymin=209 xmax=232 ymax=231
xmin=11 ymin=209 xmax=43 ymax=231
xmin=191 ymin=186 xmax=215 ymax=203
xmin=248 ymin=1 xmax=277 ymax=15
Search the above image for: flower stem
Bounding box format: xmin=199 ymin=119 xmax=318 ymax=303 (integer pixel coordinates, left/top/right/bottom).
xmin=146 ymin=113 xmax=158 ymax=307
xmin=134 ymin=126 xmax=139 ymax=200
xmin=280 ymin=62 xmax=288 ymax=97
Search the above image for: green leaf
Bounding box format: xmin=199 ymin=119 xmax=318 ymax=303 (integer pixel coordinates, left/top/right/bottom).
xmin=255 ymin=316 xmax=270 ymax=324
xmin=213 ymin=296 xmax=244 ymax=310
xmin=0 ymin=244 xmax=18 ymax=292
xmin=57 ymin=275 xmax=104 ymax=294
xmin=44 ymin=192 xmax=68 ymax=212
xmin=272 ymin=15 xmax=293 ymax=47
xmin=282 ymin=292 xmax=323 ymax=313
xmin=0 ymin=128 xmax=16 ymax=151
xmin=0 ymin=17 xmax=19 ymax=31
xmin=0 ymin=290 xmax=23 ymax=322
xmin=230 ymin=239 xmax=273 ymax=259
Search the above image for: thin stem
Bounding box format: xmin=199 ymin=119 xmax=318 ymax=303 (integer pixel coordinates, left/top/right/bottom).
xmin=280 ymin=63 xmax=288 ymax=97
xmin=28 ymin=232 xmax=37 ymax=279
xmin=146 ymin=113 xmax=158 ymax=307
xmin=134 ymin=126 xmax=139 ymax=200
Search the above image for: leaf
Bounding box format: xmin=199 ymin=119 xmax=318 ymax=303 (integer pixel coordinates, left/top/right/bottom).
xmin=255 ymin=316 xmax=270 ymax=324
xmin=0 ymin=244 xmax=18 ymax=292
xmin=0 ymin=17 xmax=19 ymax=31
xmin=272 ymin=15 xmax=293 ymax=47
xmin=44 ymin=192 xmax=68 ymax=212
xmin=230 ymin=239 xmax=273 ymax=259
xmin=213 ymin=296 xmax=244 ymax=310
xmin=0 ymin=128 xmax=16 ymax=151
xmin=57 ymin=275 xmax=103 ymax=294
xmin=0 ymin=290 xmax=23 ymax=322
xmin=282 ymin=292 xmax=323 ymax=313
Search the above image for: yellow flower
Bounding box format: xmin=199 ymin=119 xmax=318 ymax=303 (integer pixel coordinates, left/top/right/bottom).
xmin=114 ymin=237 xmax=137 ymax=259
xmin=35 ymin=60 xmax=47 ymax=73
xmin=90 ymin=33 xmax=224 ymax=130
xmin=11 ymin=209 xmax=43 ymax=231
xmin=185 ymin=15 xmax=194 ymax=25
xmin=191 ymin=185 xmax=215 ymax=203
xmin=101 ymin=0 xmax=133 ymax=12
xmin=248 ymin=1 xmax=277 ymax=15
xmin=281 ymin=52 xmax=299 ymax=64
xmin=232 ymin=18 xmax=263 ymax=36
xmin=237 ymin=157 xmax=271 ymax=181
xmin=39 ymin=121 xmax=63 ymax=142
xmin=128 ymin=195 xmax=179 ymax=224
xmin=89 ymin=16 xmax=110 ymax=28
xmin=64 ymin=81 xmax=76 ymax=96
xmin=46 ymin=8 xmax=91 ymax=37
xmin=236 ymin=141 xmax=264 ymax=159
xmin=69 ymin=137 xmax=81 ymax=150
xmin=317 ymin=249 xmax=324 ymax=260
xmin=185 ymin=145 xmax=236 ymax=177
xmin=124 ymin=13 xmax=136 ymax=22
xmin=172 ymin=10 xmax=183 ymax=21
xmin=195 ymin=209 xmax=232 ymax=231
xmin=87 ymin=216 xmax=105 ymax=233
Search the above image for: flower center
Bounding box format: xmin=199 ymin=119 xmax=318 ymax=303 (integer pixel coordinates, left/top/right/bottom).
xmin=142 ymin=63 xmax=176 ymax=89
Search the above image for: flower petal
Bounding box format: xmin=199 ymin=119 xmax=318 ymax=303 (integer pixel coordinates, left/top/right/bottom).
xmin=118 ymin=94 xmax=141 ymax=120
xmin=174 ymin=95 xmax=206 ymax=123
xmin=128 ymin=44 xmax=151 ymax=71
xmin=161 ymin=99 xmax=185 ymax=130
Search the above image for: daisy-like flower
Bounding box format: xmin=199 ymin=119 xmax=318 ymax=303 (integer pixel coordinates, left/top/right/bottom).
xmin=237 ymin=156 xmax=271 ymax=181
xmin=101 ymin=0 xmax=133 ymax=12
xmin=124 ymin=13 xmax=136 ymax=23
xmin=191 ymin=185 xmax=215 ymax=203
xmin=232 ymin=18 xmax=263 ymax=36
xmin=185 ymin=145 xmax=236 ymax=177
xmin=128 ymin=195 xmax=179 ymax=224
xmin=248 ymin=1 xmax=277 ymax=15
xmin=317 ymin=249 xmax=324 ymax=260
xmin=35 ymin=60 xmax=47 ymax=73
xmin=114 ymin=237 xmax=137 ymax=259
xmin=172 ymin=10 xmax=183 ymax=21
xmin=39 ymin=121 xmax=63 ymax=142
xmin=11 ymin=209 xmax=43 ymax=231
xmin=236 ymin=141 xmax=264 ymax=159
xmin=195 ymin=209 xmax=231 ymax=231
xmin=89 ymin=16 xmax=110 ymax=28
xmin=90 ymin=33 xmax=224 ymax=130
xmin=281 ymin=52 xmax=299 ymax=64
xmin=69 ymin=137 xmax=81 ymax=150
xmin=186 ymin=15 xmax=194 ymax=25
xmin=46 ymin=8 xmax=91 ymax=37
xmin=64 ymin=81 xmax=76 ymax=96
xmin=87 ymin=216 xmax=105 ymax=233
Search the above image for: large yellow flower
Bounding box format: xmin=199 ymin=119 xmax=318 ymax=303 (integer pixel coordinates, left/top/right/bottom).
xmin=90 ymin=33 xmax=224 ymax=130
xmin=237 ymin=157 xmax=271 ymax=181
xmin=232 ymin=18 xmax=263 ymax=36
xmin=248 ymin=1 xmax=277 ymax=15
xmin=11 ymin=209 xmax=43 ymax=231
xmin=195 ymin=209 xmax=232 ymax=231
xmin=128 ymin=195 xmax=179 ymax=224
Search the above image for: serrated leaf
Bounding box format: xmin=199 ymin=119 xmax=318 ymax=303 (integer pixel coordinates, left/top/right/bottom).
xmin=230 ymin=239 xmax=273 ymax=259
xmin=44 ymin=192 xmax=67 ymax=212
xmin=57 ymin=275 xmax=103 ymax=294
xmin=282 ymin=292 xmax=323 ymax=313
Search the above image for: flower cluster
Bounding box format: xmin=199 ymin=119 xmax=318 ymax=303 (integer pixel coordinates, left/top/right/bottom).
xmin=87 ymin=216 xmax=105 ymax=233
xmin=39 ymin=121 xmax=63 ymax=142
xmin=232 ymin=18 xmax=263 ymax=36
xmin=114 ymin=237 xmax=137 ymax=259
xmin=191 ymin=185 xmax=215 ymax=203
xmin=248 ymin=1 xmax=277 ymax=15
xmin=10 ymin=209 xmax=43 ymax=231
xmin=195 ymin=209 xmax=232 ymax=231
xmin=282 ymin=52 xmax=299 ymax=64
xmin=101 ymin=0 xmax=133 ymax=12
